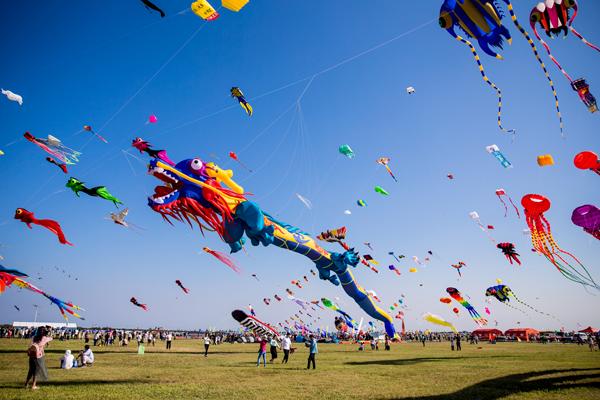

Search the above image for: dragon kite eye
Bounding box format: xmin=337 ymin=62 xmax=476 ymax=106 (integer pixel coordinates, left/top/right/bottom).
xmin=190 ymin=159 xmax=203 ymax=171
xmin=438 ymin=13 xmax=453 ymax=29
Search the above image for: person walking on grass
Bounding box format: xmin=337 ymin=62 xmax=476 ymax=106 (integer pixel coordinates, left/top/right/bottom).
xmin=456 ymin=334 xmax=462 ymax=351
xmin=257 ymin=337 xmax=268 ymax=367
xmin=306 ymin=335 xmax=318 ymax=370
xmin=166 ymin=332 xmax=173 ymax=350
xmin=281 ymin=334 xmax=292 ymax=364
xmin=450 ymin=335 xmax=455 ymax=351
xmin=269 ymin=337 xmax=279 ymax=363
xmin=203 ymin=335 xmax=211 ymax=357
xmin=25 ymin=326 xmax=52 ymax=390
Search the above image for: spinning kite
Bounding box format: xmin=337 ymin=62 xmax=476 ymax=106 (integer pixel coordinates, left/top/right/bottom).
xmin=376 ymin=157 xmax=398 ymax=182
xmin=1 ymin=89 xmax=23 ymax=106
xmin=66 ymin=177 xmax=123 ymax=207
xmin=83 ymin=125 xmax=108 ymax=144
xmin=495 ymin=188 xmax=520 ymax=218
xmin=497 ymin=242 xmax=521 ymax=265
xmin=24 ymin=132 xmax=81 ymax=165
xmin=130 ymin=297 xmax=148 ymax=310
xmin=230 ymin=87 xmax=252 ymax=116
xmin=574 ymin=151 xmax=599 ymax=176
xmin=175 ymin=279 xmax=189 ymax=294
xmin=522 ymin=194 xmax=598 ymax=289
xmin=14 ymin=208 xmax=73 ymax=245
xmin=439 ymin=0 xmax=563 ymax=134
xmin=529 ymin=0 xmax=599 ymax=113
xmin=571 ymin=205 xmax=599 ymax=241
xmin=140 ymin=0 xmax=165 ymax=17
xmin=142 ymin=154 xmax=396 ymax=336
xmin=447 ymin=287 xmax=487 ymax=326
xmin=46 ymin=157 xmax=68 ymax=174
xmin=132 ymin=137 xmax=174 ymax=166
xmin=203 ymin=247 xmax=241 ymax=274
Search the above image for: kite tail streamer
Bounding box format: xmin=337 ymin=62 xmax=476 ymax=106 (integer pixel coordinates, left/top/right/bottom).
xmin=498 ymin=195 xmax=508 ymax=217
xmin=508 ymin=196 xmax=520 ymax=218
xmin=203 ymin=247 xmax=242 ymax=274
xmin=504 ymin=1 xmax=564 ymax=136
xmin=454 ymin=35 xmax=515 ymax=135
xmin=569 ymin=27 xmax=600 ymax=53
xmin=510 ymin=292 xmax=561 ymax=323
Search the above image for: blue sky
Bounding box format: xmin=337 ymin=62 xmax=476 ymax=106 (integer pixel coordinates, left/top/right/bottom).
xmin=0 ymin=1 xmax=598 ymax=332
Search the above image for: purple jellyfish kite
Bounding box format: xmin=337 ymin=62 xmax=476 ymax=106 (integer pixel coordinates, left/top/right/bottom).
xmin=571 ymin=205 xmax=600 ymax=241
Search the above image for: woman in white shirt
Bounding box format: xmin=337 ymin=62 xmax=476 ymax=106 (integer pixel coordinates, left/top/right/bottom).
xmin=60 ymin=350 xmax=74 ymax=369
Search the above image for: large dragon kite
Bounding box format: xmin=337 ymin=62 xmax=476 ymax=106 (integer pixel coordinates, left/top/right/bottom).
xmin=137 ymin=143 xmax=396 ymax=336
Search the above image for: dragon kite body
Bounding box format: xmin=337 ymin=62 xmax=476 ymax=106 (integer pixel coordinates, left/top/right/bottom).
xmin=142 ymin=152 xmax=396 ymax=336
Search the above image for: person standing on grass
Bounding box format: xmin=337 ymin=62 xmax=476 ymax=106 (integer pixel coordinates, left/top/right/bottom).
xmin=588 ymin=335 xmax=596 ymax=352
xmin=203 ymin=334 xmax=211 ymax=357
xmin=166 ymin=332 xmax=173 ymax=350
xmin=269 ymin=337 xmax=279 ymax=363
xmin=384 ymin=335 xmax=391 ymax=351
xmin=281 ymin=334 xmax=292 ymax=364
xmin=257 ymin=337 xmax=268 ymax=367
xmin=421 ymin=335 xmax=426 ymax=347
xmin=450 ymin=335 xmax=455 ymax=351
xmin=456 ymin=334 xmax=462 ymax=351
xmin=25 ymin=326 xmax=53 ymax=390
xmin=306 ymin=335 xmax=318 ymax=370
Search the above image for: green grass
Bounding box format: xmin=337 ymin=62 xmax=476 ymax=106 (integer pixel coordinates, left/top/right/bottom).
xmin=0 ymin=339 xmax=598 ymax=399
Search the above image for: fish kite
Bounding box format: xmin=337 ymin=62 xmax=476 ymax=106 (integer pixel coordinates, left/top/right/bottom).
xmin=495 ymin=188 xmax=520 ymax=218
xmin=203 ymin=247 xmax=241 ymax=274
xmin=83 ymin=125 xmax=108 ymax=143
xmin=423 ymin=312 xmax=457 ymax=333
xmin=130 ymin=297 xmax=148 ymax=310
xmin=175 ymin=279 xmax=189 ymax=294
xmin=374 ymin=186 xmax=389 ymax=196
xmin=66 ymin=177 xmax=123 ymax=207
xmin=571 ymin=205 xmax=599 ymax=241
xmin=486 ymin=145 xmax=512 ymax=168
xmin=232 ymin=309 xmax=279 ymax=338
xmin=376 ymin=157 xmax=398 ymax=182
xmin=14 ymin=208 xmax=73 ymax=245
xmin=132 ymin=137 xmax=174 ymax=166
xmin=446 ymin=287 xmax=487 ymax=326
xmin=1 ymin=89 xmax=23 ymax=106
xmin=338 ymin=144 xmax=355 ymax=158
xmin=46 ymin=157 xmax=68 ymax=174
xmin=140 ymin=0 xmax=165 ymax=17
xmin=497 ymin=242 xmax=521 ymax=265
xmin=24 ymin=132 xmax=81 ymax=165
xmin=230 ymin=87 xmax=252 ymax=116
xmin=574 ymin=151 xmax=599 ymax=176
xmin=522 ymin=194 xmax=598 ymax=289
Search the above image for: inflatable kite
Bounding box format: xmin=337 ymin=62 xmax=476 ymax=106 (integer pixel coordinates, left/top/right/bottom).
xmin=374 ymin=186 xmax=389 ymax=196
xmin=495 ymin=188 xmax=520 ymax=218
xmin=439 ymin=0 xmax=563 ymax=134
xmin=132 ymin=137 xmax=174 ymax=166
xmin=338 ymin=145 xmax=355 ymax=158
xmin=66 ymin=177 xmax=123 ymax=206
xmin=0 ymin=266 xmax=84 ymax=320
xmin=1 ymin=88 xmax=23 ymax=106
xmin=574 ymin=151 xmax=599 ymax=176
xmin=142 ymin=154 xmax=396 ymax=336
xmin=14 ymin=208 xmax=73 ymax=245
xmin=423 ymin=312 xmax=457 ymax=333
xmin=130 ymin=297 xmax=148 ymax=310
xmin=222 ymin=0 xmax=249 ymax=12
xmin=537 ymin=154 xmax=555 ymax=167
xmin=447 ymin=287 xmax=487 ymax=326
xmin=571 ymin=205 xmax=599 ymax=241
xmin=486 ymin=145 xmax=512 ymax=168
xmin=485 ymin=283 xmax=559 ymax=321
xmin=522 ymin=194 xmax=598 ymax=289
xmin=230 ymin=87 xmax=252 ymax=116
xmin=191 ymin=0 xmax=219 ymax=21
xmin=140 ymin=0 xmax=165 ymax=17
xmin=175 ymin=279 xmax=189 ymax=294
xmin=46 ymin=157 xmax=68 ymax=174
xmin=83 ymin=125 xmax=108 ymax=143
xmin=529 ymin=0 xmax=599 ymax=113
xmin=232 ymin=309 xmax=279 ymax=337
xmin=376 ymin=157 xmax=398 ymax=182
xmin=497 ymin=242 xmax=521 ymax=265
xmin=24 ymin=132 xmax=81 ymax=165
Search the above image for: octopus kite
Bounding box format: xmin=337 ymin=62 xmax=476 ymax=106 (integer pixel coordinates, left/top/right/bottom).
xmin=24 ymin=132 xmax=81 ymax=165
xmin=14 ymin=208 xmax=73 ymax=245
xmin=0 ymin=266 xmax=84 ymax=320
xmin=446 ymin=287 xmax=488 ymax=326
xmin=571 ymin=205 xmax=600 ymax=241
xmin=574 ymin=151 xmax=599 ymax=176
xmin=529 ymin=0 xmax=599 ymax=113
xmin=497 ymin=242 xmax=521 ymax=265
xmin=522 ymin=194 xmax=598 ymax=289
xmin=130 ymin=297 xmax=148 ymax=311
xmin=141 ymin=152 xmax=396 ymax=336
xmin=230 ymin=87 xmax=253 ymax=116
xmin=439 ymin=0 xmax=564 ymax=135
xmin=66 ymin=177 xmax=123 ymax=207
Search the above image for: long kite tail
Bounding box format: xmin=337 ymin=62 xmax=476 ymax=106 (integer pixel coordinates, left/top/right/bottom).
xmin=503 ymin=1 xmax=564 ymax=137
xmin=570 ymin=27 xmax=600 ymax=53
xmin=510 ymin=292 xmax=562 ymax=323
xmin=454 ymin=34 xmax=515 ymax=135
xmin=37 ymin=219 xmax=73 ymax=246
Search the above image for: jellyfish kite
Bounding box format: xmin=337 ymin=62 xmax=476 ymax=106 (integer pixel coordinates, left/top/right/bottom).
xmin=571 ymin=205 xmax=600 ymax=241
xmin=497 ymin=242 xmax=521 ymax=265
xmin=522 ymin=194 xmax=598 ymax=289
xmin=24 ymin=132 xmax=81 ymax=165
xmin=130 ymin=297 xmax=148 ymax=311
xmin=495 ymin=188 xmax=520 ymax=218
xmin=446 ymin=287 xmax=487 ymax=326
xmin=230 ymin=87 xmax=253 ymax=116
xmin=439 ymin=0 xmax=564 ymax=135
xmin=574 ymin=151 xmax=599 ymax=176
xmin=376 ymin=157 xmax=398 ymax=182
xmin=529 ymin=0 xmax=599 ymax=113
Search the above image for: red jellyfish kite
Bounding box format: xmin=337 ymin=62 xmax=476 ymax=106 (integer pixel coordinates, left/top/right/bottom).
xmin=574 ymin=151 xmax=599 ymax=176
xmin=522 ymin=194 xmax=598 ymax=289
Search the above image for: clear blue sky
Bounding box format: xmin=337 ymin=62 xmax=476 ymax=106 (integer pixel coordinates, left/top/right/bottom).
xmin=0 ymin=1 xmax=598 ymax=332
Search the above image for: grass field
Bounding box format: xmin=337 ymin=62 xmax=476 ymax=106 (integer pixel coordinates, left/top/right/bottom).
xmin=0 ymin=339 xmax=598 ymax=399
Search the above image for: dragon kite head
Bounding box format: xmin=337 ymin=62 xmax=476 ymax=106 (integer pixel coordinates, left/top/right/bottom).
xmin=530 ymin=0 xmax=578 ymax=38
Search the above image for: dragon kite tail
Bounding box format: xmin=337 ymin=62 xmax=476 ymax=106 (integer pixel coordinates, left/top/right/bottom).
xmin=454 ymin=34 xmax=515 ymax=135
xmin=569 ymin=27 xmax=600 ymax=53
xmin=502 ymin=0 xmax=564 ymax=136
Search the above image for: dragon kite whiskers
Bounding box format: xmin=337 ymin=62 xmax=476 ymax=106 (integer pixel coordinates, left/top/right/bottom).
xmin=522 ymin=194 xmax=598 ymax=289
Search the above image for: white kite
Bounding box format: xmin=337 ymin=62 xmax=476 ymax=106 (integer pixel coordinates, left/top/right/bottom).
xmin=1 ymin=89 xmax=23 ymax=106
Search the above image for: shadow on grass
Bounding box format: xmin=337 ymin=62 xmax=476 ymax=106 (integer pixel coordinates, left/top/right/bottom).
xmin=0 ymin=349 xmax=255 ymax=356
xmin=346 ymin=355 xmax=516 ymax=366
xmin=385 ymin=368 xmax=600 ymax=400
xmin=1 ymin=379 xmax=151 ymax=389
